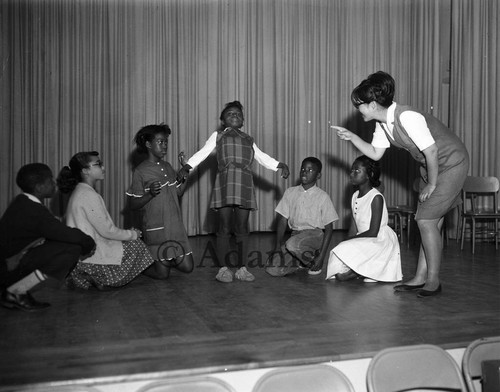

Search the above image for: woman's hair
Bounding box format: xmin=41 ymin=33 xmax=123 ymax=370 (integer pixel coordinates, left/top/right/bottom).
xmin=219 ymin=100 xmax=244 ymax=122
xmin=57 ymin=151 xmax=99 ymax=194
xmin=351 ymin=71 xmax=395 ymax=108
xmin=354 ymin=155 xmax=381 ymax=188
xmin=133 ymin=123 xmax=171 ymax=154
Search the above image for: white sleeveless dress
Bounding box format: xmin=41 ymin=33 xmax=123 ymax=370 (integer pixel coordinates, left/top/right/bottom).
xmin=326 ymin=188 xmax=402 ymax=282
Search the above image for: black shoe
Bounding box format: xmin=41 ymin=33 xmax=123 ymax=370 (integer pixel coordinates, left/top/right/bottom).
xmin=393 ymin=283 xmax=425 ymax=292
xmin=335 ymin=269 xmax=360 ymax=281
xmin=1 ymin=290 xmax=50 ymax=312
xmin=417 ymin=284 xmax=442 ymax=298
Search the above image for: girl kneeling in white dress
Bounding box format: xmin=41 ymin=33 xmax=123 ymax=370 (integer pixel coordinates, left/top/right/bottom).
xmin=326 ymin=155 xmax=402 ymax=283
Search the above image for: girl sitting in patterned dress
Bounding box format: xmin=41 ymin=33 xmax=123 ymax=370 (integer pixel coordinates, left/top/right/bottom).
xmin=60 ymin=151 xmax=157 ymax=290
xmin=127 ymin=124 xmax=194 ymax=279
xmin=177 ymin=101 xmax=290 ymax=283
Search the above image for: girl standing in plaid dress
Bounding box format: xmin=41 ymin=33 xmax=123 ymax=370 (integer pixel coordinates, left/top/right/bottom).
xmin=178 ymin=101 xmax=289 ymax=283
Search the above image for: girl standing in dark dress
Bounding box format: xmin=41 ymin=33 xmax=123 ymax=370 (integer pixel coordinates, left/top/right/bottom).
xmin=127 ymin=124 xmax=194 ymax=279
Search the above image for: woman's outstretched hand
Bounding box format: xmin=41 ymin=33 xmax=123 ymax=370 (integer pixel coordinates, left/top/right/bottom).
xmin=331 ymin=126 xmax=354 ymax=141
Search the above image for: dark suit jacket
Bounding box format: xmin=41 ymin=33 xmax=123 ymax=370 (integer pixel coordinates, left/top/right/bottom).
xmin=0 ymin=194 xmax=95 ymax=262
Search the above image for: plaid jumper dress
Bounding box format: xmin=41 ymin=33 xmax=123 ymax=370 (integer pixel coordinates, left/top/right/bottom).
xmin=211 ymin=128 xmax=257 ymax=210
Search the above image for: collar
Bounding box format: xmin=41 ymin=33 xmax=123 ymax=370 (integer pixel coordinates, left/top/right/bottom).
xmin=77 ymin=182 xmax=95 ymax=190
xmin=221 ymin=127 xmax=252 ymax=141
xmin=23 ymin=193 xmax=42 ymax=204
xmin=300 ymin=184 xmax=318 ymax=192
xmin=385 ymin=102 xmax=397 ymax=130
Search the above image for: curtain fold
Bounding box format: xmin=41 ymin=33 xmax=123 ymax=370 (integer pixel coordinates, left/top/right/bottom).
xmin=1 ymin=0 xmax=496 ymax=236
xmin=449 ymin=0 xmax=500 ymax=178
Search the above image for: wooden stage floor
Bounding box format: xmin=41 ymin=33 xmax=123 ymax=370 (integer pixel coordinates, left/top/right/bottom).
xmin=0 ymin=231 xmax=499 ymax=390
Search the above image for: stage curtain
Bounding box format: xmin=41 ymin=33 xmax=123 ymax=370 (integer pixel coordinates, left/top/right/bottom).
xmin=0 ymin=0 xmax=469 ymax=235
xmin=449 ymin=0 xmax=500 ymax=178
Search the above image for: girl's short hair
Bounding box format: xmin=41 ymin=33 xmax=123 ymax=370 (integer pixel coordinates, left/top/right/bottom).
xmin=133 ymin=123 xmax=171 ymax=153
xmin=354 ymin=155 xmax=381 ymax=188
xmin=219 ymin=100 xmax=244 ymax=122
xmin=351 ymin=71 xmax=395 ymax=108
xmin=57 ymin=151 xmax=99 ymax=193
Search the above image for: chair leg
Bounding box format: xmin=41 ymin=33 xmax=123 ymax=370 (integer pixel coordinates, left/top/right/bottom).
xmin=461 ymin=217 xmax=466 ymax=250
xmin=472 ymin=219 xmax=476 ymax=254
xmin=398 ymin=213 xmax=403 ymax=245
xmin=496 ymin=218 xmax=499 ymax=250
xmin=406 ymin=214 xmax=411 ymax=248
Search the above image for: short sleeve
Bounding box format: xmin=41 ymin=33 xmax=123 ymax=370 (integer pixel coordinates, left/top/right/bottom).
xmin=320 ymin=195 xmax=339 ymax=226
xmin=399 ymin=111 xmax=436 ymax=151
xmin=275 ymin=188 xmax=292 ymax=219
xmin=127 ymin=168 xmax=146 ymax=197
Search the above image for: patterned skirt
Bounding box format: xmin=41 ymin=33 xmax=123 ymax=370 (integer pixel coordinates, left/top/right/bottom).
xmin=67 ymin=239 xmax=154 ymax=290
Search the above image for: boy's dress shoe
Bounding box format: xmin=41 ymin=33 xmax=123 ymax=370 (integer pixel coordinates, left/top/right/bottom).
xmin=1 ymin=290 xmax=50 ymax=311
xmin=335 ymin=269 xmax=360 ymax=281
xmin=417 ymin=284 xmax=442 ymax=298
xmin=393 ymin=283 xmax=425 ymax=292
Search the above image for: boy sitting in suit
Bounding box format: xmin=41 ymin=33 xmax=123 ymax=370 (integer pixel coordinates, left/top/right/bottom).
xmin=266 ymin=157 xmax=338 ymax=277
xmin=0 ymin=163 xmax=95 ymax=311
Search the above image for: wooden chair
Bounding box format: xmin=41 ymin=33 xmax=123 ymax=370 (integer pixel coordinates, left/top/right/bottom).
xmin=366 ymin=344 xmax=467 ymax=392
xmin=137 ymin=376 xmax=236 ymax=392
xmin=462 ymin=336 xmax=500 ymax=392
xmin=386 ymin=178 xmax=419 ymax=248
xmin=459 ymin=176 xmax=500 ymax=253
xmin=252 ymin=364 xmax=355 ymax=392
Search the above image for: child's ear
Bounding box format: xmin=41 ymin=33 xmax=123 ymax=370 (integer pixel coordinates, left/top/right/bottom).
xmin=316 ymin=172 xmax=322 ymax=180
xmin=145 ymin=141 xmax=152 ymax=149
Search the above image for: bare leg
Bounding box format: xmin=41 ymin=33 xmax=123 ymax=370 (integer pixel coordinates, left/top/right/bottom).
xmin=173 ymin=253 xmax=194 ymax=273
xmin=403 ymin=217 xmax=443 ymax=290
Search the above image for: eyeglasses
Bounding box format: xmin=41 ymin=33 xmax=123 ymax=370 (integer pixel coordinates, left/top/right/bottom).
xmin=90 ymin=160 xmax=103 ymax=168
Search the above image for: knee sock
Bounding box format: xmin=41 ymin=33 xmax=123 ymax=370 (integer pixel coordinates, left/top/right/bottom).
xmin=235 ymin=233 xmax=249 ymax=268
xmin=7 ymin=270 xmax=46 ymax=294
xmin=216 ymin=233 xmax=231 ymax=268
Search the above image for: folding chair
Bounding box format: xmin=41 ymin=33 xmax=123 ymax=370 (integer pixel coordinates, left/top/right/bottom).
xmin=462 ymin=336 xmax=500 ymax=392
xmin=366 ymin=344 xmax=467 ymax=392
xmin=137 ymin=376 xmax=236 ymax=392
xmin=252 ymin=364 xmax=355 ymax=392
